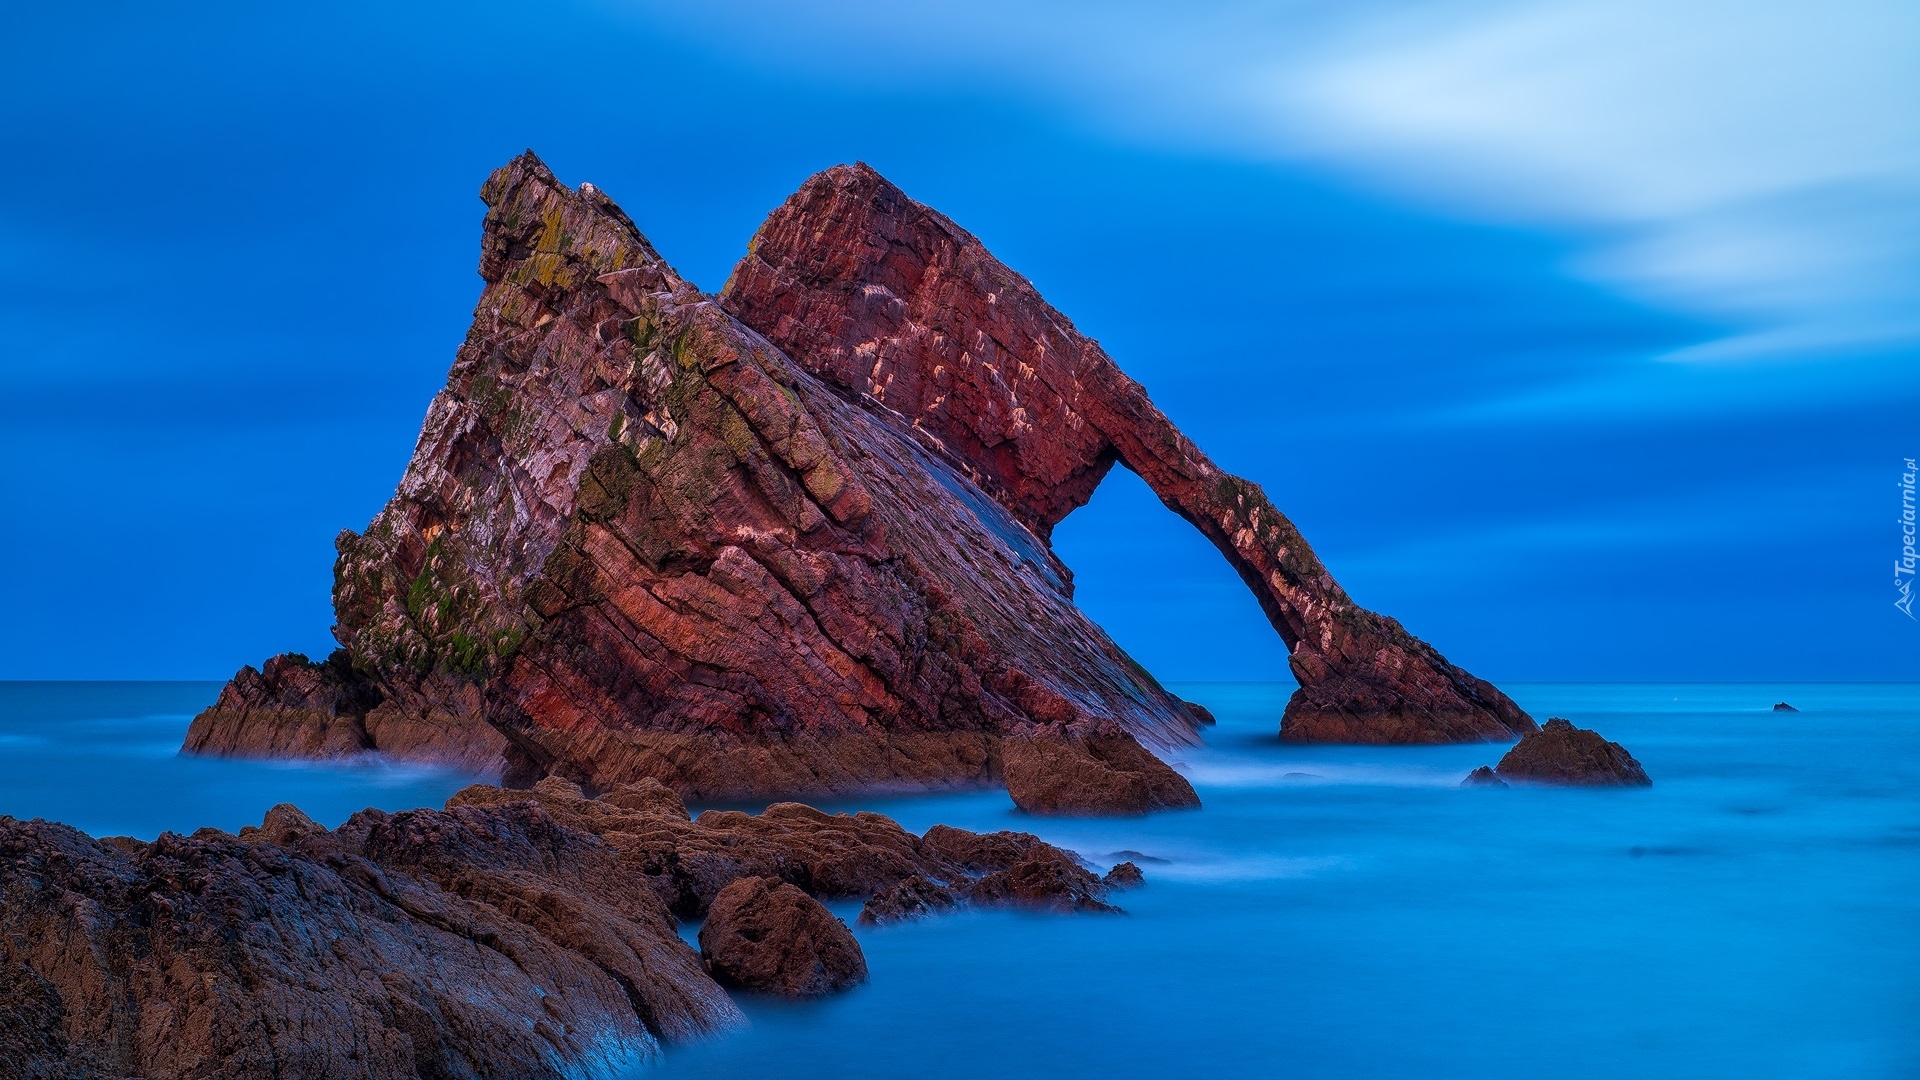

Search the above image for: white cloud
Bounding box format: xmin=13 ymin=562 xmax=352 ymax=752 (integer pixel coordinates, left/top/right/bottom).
xmin=1269 ymin=0 xmax=1920 ymax=358
xmin=630 ymin=0 xmax=1920 ymax=360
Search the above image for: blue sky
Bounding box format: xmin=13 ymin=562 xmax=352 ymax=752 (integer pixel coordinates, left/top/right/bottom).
xmin=2 ymin=0 xmax=1916 ymax=681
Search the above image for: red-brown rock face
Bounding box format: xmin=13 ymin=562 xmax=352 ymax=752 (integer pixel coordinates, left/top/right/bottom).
xmin=185 ymin=150 xmax=1531 ymax=814
xmin=719 ymin=164 xmax=1535 ymax=745
xmin=185 ymin=153 xmax=1201 ymax=809
xmin=698 ymin=876 xmax=868 ymax=996
xmin=0 ymin=784 xmax=1137 ymax=1075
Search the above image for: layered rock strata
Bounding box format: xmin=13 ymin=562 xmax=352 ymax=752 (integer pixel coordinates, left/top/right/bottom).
xmin=719 ymin=163 xmax=1534 ymax=745
xmin=186 ymin=151 xmax=1529 ymax=820
xmin=1491 ymin=718 xmax=1651 ymax=786
xmin=186 ymin=153 xmax=1201 ymax=811
xmin=0 ymin=785 xmax=1135 ymax=1076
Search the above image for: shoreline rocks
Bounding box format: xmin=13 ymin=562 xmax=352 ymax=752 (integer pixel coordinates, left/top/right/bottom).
xmin=1491 ymin=718 xmax=1652 ymax=787
xmin=0 ymin=781 xmax=1141 ymax=1076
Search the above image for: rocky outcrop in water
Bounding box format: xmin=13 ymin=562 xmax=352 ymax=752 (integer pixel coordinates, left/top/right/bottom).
xmin=699 ymin=876 xmax=868 ymax=996
xmin=1493 ymin=718 xmax=1651 ymax=786
xmin=0 ymin=783 xmax=1135 ymax=1076
xmin=185 ymin=152 xmax=1528 ymax=814
xmin=1461 ymin=765 xmax=1507 ymax=787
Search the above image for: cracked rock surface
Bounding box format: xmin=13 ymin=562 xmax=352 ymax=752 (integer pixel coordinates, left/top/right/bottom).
xmin=0 ymin=781 xmax=1134 ymax=1077
xmin=184 ymin=152 xmax=1529 ymax=819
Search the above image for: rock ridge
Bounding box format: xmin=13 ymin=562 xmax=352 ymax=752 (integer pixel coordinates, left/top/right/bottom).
xmin=0 ymin=783 xmax=1137 ymax=1075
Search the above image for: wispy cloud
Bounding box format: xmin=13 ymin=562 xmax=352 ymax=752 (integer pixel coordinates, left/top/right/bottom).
xmin=631 ymin=0 xmax=1920 ymax=361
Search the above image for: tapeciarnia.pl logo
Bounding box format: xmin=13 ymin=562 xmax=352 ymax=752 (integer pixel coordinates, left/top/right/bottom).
xmin=1899 ymin=458 xmax=1917 ymax=619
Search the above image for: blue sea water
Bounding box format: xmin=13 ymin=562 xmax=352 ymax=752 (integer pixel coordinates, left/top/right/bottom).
xmin=2 ymin=681 xmax=1916 ymax=1078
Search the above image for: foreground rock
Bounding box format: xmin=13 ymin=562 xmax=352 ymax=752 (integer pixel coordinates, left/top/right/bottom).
xmin=1492 ymin=718 xmax=1652 ymax=786
xmin=0 ymin=784 xmax=1134 ymax=1076
xmin=700 ymin=876 xmax=868 ymax=996
xmin=185 ymin=153 xmax=1528 ymax=815
xmin=0 ymin=805 xmax=737 ymax=1079
xmin=1002 ymin=721 xmax=1198 ymax=814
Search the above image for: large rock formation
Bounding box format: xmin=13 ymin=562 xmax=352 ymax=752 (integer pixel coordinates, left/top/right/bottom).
xmin=0 ymin=786 xmax=1135 ymax=1076
xmin=718 ymin=163 xmax=1534 ymax=746
xmin=184 ymin=151 xmax=1528 ymax=815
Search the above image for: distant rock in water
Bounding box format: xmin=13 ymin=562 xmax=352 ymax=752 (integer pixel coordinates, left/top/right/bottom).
xmin=184 ymin=152 xmax=1530 ymax=812
xmin=700 ymin=877 xmax=867 ymax=996
xmin=1184 ymin=700 xmax=1218 ymax=725
xmin=1495 ymin=718 xmax=1652 ymax=787
xmin=0 ymin=785 xmax=1132 ymax=1074
xmin=1773 ymin=702 xmax=1799 ymax=712
xmin=1462 ymin=765 xmax=1508 ymax=787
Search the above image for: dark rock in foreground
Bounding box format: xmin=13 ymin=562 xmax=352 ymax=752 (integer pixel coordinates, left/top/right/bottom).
xmin=0 ymin=804 xmax=736 ymax=1079
xmin=1103 ymin=861 xmax=1146 ymax=889
xmin=1773 ymin=702 xmax=1798 ymax=712
xmin=1494 ymin=718 xmax=1651 ymax=787
xmin=700 ymin=876 xmax=867 ymax=996
xmin=185 ymin=151 xmax=1530 ymax=811
xmin=1461 ymin=765 xmax=1508 ymax=787
xmin=1003 ymin=720 xmax=1199 ymax=815
xmin=0 ymin=783 xmax=1134 ymax=1076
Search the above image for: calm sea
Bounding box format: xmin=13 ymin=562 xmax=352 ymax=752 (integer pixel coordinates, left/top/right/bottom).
xmin=2 ymin=681 xmax=1915 ymax=1078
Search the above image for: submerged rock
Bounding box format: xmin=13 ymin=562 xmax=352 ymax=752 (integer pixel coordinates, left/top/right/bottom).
xmin=699 ymin=877 xmax=867 ymax=996
xmin=185 ymin=152 xmax=1529 ymax=813
xmin=1461 ymin=765 xmax=1508 ymax=787
xmin=1495 ymin=718 xmax=1652 ymax=786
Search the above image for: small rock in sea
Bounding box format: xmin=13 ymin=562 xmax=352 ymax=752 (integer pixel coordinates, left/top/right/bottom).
xmin=1496 ymin=718 xmax=1651 ymax=786
xmin=1184 ymin=700 xmax=1217 ymax=725
xmin=1109 ymin=849 xmax=1170 ymax=865
xmin=1772 ymin=702 xmax=1798 ymax=712
xmin=1461 ymin=766 xmax=1507 ymax=788
xmin=700 ymin=876 xmax=868 ymax=996
xmin=1103 ymin=862 xmax=1146 ymax=889
xmin=1282 ymin=772 xmax=1322 ymax=780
